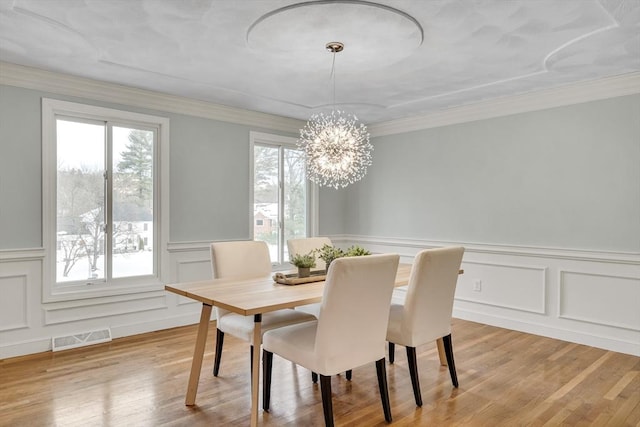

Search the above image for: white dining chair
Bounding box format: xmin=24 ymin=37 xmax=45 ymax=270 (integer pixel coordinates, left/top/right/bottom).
xmin=210 ymin=240 xmax=315 ymax=376
xmin=262 ymin=254 xmax=400 ymax=427
xmin=286 ymin=236 xmax=333 ymax=318
xmin=287 ymin=236 xmax=333 ymax=271
xmin=386 ymin=246 xmax=464 ymax=407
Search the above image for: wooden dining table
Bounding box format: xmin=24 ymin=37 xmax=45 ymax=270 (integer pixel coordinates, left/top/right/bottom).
xmin=165 ymin=263 xmax=461 ymax=426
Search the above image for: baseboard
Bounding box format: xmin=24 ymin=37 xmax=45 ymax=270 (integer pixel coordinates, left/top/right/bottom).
xmin=0 ymin=336 xmax=52 ymax=360
xmin=110 ymin=312 xmax=202 ymax=339
xmin=453 ymin=308 xmax=640 ymax=357
xmin=0 ymin=312 xmax=202 ymax=360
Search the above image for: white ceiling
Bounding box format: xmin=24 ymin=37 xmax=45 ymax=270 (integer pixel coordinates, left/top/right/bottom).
xmin=1 ymin=0 xmax=638 ymax=124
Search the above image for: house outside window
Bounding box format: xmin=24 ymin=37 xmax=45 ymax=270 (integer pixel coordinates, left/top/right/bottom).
xmin=42 ymin=99 xmax=169 ymax=302
xmin=250 ymin=132 xmax=318 ymax=266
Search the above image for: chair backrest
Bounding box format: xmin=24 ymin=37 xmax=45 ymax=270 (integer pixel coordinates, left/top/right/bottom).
xmin=210 ymin=240 xmax=272 ymax=279
xmin=314 ymin=254 xmax=399 ymax=375
xmin=287 ymin=237 xmax=333 ymax=270
xmin=210 ymin=240 xmax=272 ymax=318
xmin=401 ymin=247 xmax=464 ymax=345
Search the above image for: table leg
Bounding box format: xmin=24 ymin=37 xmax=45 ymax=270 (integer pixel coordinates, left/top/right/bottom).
xmin=436 ymin=338 xmax=447 ymax=366
xmin=186 ymin=303 xmax=213 ymax=406
xmin=250 ymin=314 xmax=262 ymax=427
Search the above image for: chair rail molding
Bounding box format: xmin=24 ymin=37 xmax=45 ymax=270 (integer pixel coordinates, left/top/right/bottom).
xmin=0 ymin=248 xmax=45 ymax=261
xmin=167 ymin=240 xmax=214 ymax=253
xmin=337 ymin=234 xmax=640 ymax=264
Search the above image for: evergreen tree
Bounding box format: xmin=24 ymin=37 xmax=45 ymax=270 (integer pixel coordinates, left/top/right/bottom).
xmin=117 ymin=129 xmax=153 ymax=203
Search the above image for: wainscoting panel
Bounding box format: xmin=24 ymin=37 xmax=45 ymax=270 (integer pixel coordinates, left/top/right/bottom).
xmin=176 ymin=259 xmax=212 ymax=283
xmin=0 ymin=273 xmax=29 ymax=332
xmin=456 ymin=261 xmax=546 ymax=314
xmin=3 ymin=241 xmax=638 ymax=358
xmin=336 ymin=235 xmax=640 ymax=356
xmin=172 ymin=251 xmax=213 ymax=306
xmin=0 ymin=257 xmax=41 ymax=334
xmin=43 ymin=292 xmax=168 ymax=325
xmin=559 ymin=271 xmax=640 ymax=331
xmin=0 ymin=246 xmax=207 ymax=359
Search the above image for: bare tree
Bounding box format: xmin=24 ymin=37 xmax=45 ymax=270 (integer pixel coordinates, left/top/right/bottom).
xmin=59 ymin=235 xmax=85 ymax=277
xmin=283 ymin=149 xmax=306 ymax=240
xmin=57 ymin=166 xmax=104 ymax=278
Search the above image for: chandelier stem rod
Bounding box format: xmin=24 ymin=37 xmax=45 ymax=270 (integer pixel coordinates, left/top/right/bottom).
xmin=330 ymin=51 xmax=337 ymax=111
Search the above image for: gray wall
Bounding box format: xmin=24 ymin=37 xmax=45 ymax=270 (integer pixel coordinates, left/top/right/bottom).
xmin=0 ymin=84 xmax=301 ymax=249
xmin=318 ymin=186 xmax=347 ymax=235
xmin=169 ymin=115 xmax=253 ymax=242
xmin=343 ymin=94 xmax=640 ymax=252
xmin=0 ymin=85 xmax=43 ymax=248
xmin=1 ymin=83 xmax=638 ymax=252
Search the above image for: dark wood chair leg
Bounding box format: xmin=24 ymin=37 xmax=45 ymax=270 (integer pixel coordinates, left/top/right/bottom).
xmin=375 ymin=358 xmax=393 ymax=423
xmin=406 ymin=346 xmax=422 ymax=407
xmin=320 ymin=375 xmax=334 ymax=427
xmin=249 ymin=345 xmax=253 ymax=376
xmin=442 ymin=334 xmax=459 ymax=387
xmin=388 ymin=342 xmax=395 ymax=364
xmin=346 ymin=370 xmax=352 ymax=381
xmin=213 ymin=328 xmax=224 ymax=376
xmin=262 ymin=350 xmax=273 ymax=411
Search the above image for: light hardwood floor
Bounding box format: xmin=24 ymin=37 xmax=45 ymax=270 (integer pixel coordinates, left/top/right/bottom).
xmin=1 ymin=319 xmax=638 ymax=426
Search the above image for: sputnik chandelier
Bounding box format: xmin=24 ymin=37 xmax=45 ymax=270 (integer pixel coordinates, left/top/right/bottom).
xmin=297 ymin=42 xmax=373 ymax=189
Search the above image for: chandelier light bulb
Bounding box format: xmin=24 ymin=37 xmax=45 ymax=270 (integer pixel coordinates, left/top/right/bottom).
xmin=298 ymin=110 xmax=372 ymax=189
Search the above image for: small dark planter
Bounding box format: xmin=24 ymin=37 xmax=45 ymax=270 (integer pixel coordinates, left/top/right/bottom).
xmin=298 ymin=267 xmax=311 ymax=278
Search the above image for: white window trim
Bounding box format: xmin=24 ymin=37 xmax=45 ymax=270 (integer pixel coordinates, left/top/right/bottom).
xmin=249 ymin=131 xmax=319 ymax=268
xmin=42 ymin=98 xmax=170 ymax=303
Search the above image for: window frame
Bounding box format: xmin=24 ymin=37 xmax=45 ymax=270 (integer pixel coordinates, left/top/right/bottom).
xmin=249 ymin=131 xmax=318 ymax=269
xmin=42 ymin=98 xmax=170 ymax=302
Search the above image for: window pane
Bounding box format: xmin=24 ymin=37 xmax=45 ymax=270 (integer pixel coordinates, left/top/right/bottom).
xmin=56 ymin=119 xmax=105 ymax=283
xmin=112 ymin=126 xmax=154 ymax=278
xmin=253 ymin=145 xmax=279 ymax=262
xmin=283 ymin=147 xmax=307 ymax=262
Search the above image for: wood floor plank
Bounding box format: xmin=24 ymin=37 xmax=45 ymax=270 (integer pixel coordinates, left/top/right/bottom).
xmin=605 ymin=371 xmax=639 ymax=401
xmin=1 ymin=318 xmax=638 ymax=426
xmin=547 ymin=352 xmax=614 ymax=401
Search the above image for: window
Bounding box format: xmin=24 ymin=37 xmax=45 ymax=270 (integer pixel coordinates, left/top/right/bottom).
xmin=42 ymin=99 xmax=169 ymax=302
xmin=250 ymin=132 xmax=317 ymax=266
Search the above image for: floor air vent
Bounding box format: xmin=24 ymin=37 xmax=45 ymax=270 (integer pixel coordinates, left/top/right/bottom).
xmin=52 ymin=328 xmax=112 ymax=352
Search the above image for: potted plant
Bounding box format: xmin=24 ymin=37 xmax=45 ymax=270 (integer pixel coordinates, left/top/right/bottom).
xmin=290 ymin=252 xmax=316 ymax=278
xmin=345 ymin=245 xmax=372 ymax=257
xmin=314 ymin=244 xmax=345 ymax=271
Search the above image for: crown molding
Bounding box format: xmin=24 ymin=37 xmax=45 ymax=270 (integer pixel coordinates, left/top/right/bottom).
xmin=369 ymin=72 xmax=640 ymax=137
xmin=0 ymin=61 xmax=305 ymax=134
xmin=3 ymin=61 xmax=638 ymax=137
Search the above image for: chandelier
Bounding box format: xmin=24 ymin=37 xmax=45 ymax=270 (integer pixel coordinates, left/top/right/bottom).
xmin=298 ymin=42 xmax=373 ymax=189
